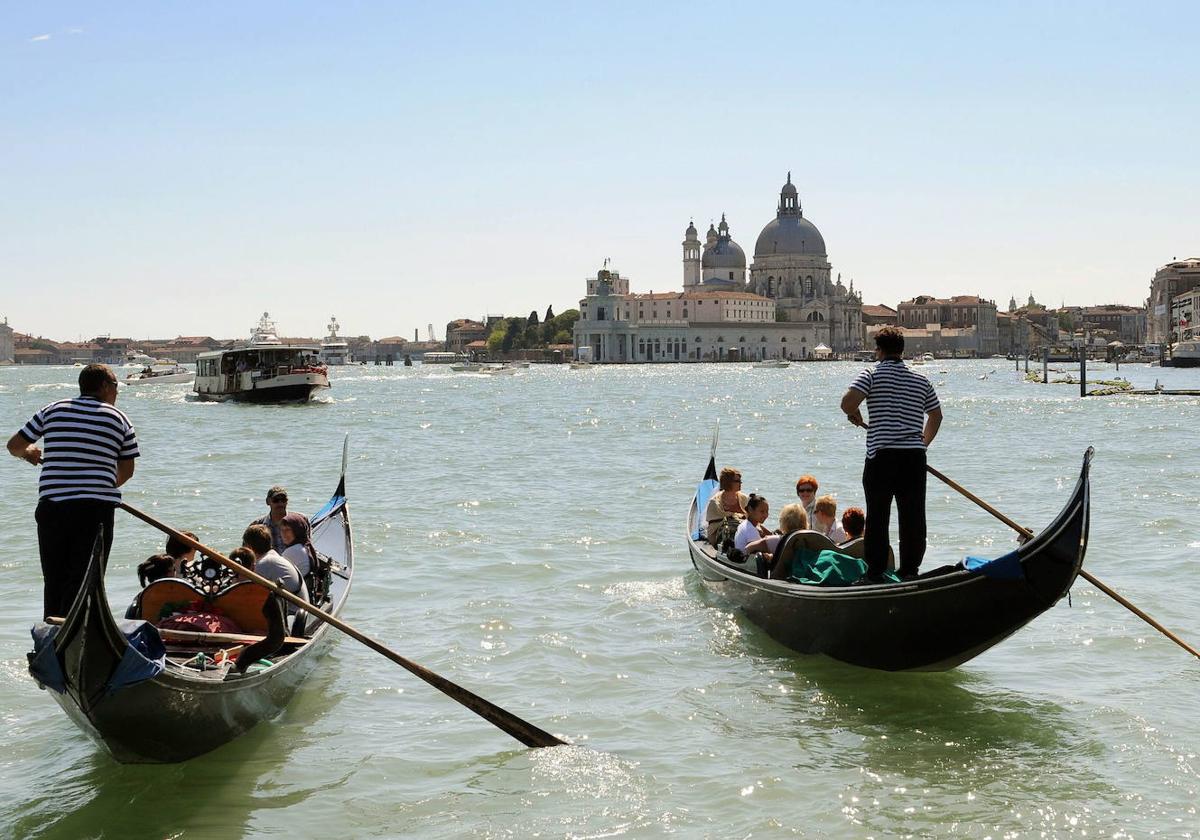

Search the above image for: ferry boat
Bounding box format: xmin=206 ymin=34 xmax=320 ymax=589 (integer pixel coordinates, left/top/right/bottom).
xmin=1166 ymin=327 xmax=1200 ymax=367
xmin=319 ymin=317 xmax=351 ymax=366
xmin=194 ymin=313 xmax=329 ymax=403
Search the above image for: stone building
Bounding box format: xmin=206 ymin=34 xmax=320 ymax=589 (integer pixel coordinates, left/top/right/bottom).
xmin=1148 ymin=258 xmax=1200 ymax=344
xmin=897 ymin=295 xmax=999 ymax=356
xmin=0 ymin=317 xmax=13 ymax=364
xmin=446 ymin=319 xmax=488 ymax=353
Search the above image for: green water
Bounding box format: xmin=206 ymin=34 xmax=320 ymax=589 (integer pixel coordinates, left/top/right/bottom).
xmin=1 ymin=361 xmax=1197 ymax=838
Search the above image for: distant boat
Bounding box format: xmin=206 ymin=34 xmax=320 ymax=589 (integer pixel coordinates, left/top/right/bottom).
xmin=753 ymin=359 xmax=790 ymax=369
xmin=569 ymin=361 xmax=593 ymax=370
xmin=319 ymin=317 xmax=351 ymax=366
xmin=481 ymin=364 xmax=518 ymax=376
xmin=449 ymin=361 xmax=484 ymax=373
xmin=194 ymin=313 xmax=329 ymax=403
xmin=123 ymin=365 xmax=193 ymax=385
xmin=1165 ymin=327 xmax=1200 ymax=367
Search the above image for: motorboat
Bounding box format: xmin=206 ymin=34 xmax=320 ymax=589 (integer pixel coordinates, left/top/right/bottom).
xmin=123 ymin=364 xmax=193 ymax=385
xmin=753 ymin=359 xmax=790 ymax=369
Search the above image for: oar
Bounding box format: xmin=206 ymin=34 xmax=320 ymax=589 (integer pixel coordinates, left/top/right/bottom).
xmin=118 ymin=502 xmax=567 ymax=748
xmin=926 ymin=464 xmax=1200 ymax=662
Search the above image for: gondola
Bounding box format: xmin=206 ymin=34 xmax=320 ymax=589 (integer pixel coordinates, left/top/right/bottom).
xmin=687 ymin=445 xmax=1091 ymax=671
xmin=27 ymin=444 xmax=354 ymax=763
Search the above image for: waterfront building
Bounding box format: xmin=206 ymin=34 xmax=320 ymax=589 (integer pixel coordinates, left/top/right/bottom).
xmin=446 ymin=319 xmax=488 ymax=353
xmin=1148 ymin=258 xmax=1200 ymax=344
xmin=1170 ymin=288 xmax=1198 ymax=342
xmin=0 ymin=317 xmax=13 ymax=364
xmin=996 ymin=312 xmax=1032 ymax=356
xmin=1056 ymin=305 xmax=1146 ymax=345
xmin=897 ymin=295 xmax=999 ymax=356
xmin=574 ymin=173 xmax=864 ymax=361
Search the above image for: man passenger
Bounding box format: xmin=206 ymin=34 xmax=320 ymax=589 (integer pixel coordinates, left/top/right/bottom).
xmin=251 ymin=485 xmax=309 ymax=555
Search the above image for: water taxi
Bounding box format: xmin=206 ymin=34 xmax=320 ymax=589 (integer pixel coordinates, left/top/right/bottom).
xmin=753 ymin=359 xmax=790 ymax=369
xmin=123 ymin=364 xmax=194 ymax=385
xmin=194 ymin=313 xmax=329 ymax=403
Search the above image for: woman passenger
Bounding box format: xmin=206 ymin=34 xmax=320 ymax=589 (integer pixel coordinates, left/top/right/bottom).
xmin=280 ymin=512 xmax=323 ymax=600
xmin=705 ymin=467 xmax=749 ymax=546
xmin=734 ymin=494 xmax=781 ymax=558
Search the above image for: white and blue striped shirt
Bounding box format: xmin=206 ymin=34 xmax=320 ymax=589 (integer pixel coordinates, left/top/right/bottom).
xmin=849 ymin=360 xmax=940 ymax=458
xmin=18 ymin=396 xmax=140 ymax=503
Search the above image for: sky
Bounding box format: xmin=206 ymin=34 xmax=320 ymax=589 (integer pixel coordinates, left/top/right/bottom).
xmin=2 ymin=2 xmax=1198 ymax=342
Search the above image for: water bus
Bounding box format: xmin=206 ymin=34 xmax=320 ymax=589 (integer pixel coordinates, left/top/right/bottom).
xmin=194 ymin=313 xmax=329 ymax=403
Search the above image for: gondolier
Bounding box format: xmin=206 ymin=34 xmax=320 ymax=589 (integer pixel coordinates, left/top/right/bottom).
xmin=840 ymin=327 xmax=942 ymax=582
xmin=6 ymin=364 xmax=139 ymax=619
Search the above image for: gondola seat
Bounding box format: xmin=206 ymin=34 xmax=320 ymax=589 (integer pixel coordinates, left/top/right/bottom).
xmin=836 ymin=537 xmax=897 ymax=571
xmin=140 ymin=579 xmax=275 ymax=634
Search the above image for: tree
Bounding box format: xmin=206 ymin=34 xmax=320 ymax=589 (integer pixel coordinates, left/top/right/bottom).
xmin=502 ymin=318 xmax=522 ymax=352
xmin=552 ymin=330 xmax=572 ymax=345
xmin=486 ymin=320 xmax=508 ymax=354
xmin=527 ymin=310 xmax=539 ymax=327
xmin=544 ymin=305 xmax=554 ymax=323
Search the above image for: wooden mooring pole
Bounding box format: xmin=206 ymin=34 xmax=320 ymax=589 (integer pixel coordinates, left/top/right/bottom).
xmin=1080 ymin=345 xmax=1087 ymax=398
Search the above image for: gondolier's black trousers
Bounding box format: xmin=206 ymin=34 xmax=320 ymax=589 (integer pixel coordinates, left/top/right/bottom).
xmin=35 ymin=499 xmax=114 ymax=621
xmin=862 ymin=449 xmax=927 ymax=578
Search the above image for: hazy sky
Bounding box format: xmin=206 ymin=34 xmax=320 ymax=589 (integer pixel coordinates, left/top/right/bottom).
xmin=3 ymin=2 xmax=1197 ymax=341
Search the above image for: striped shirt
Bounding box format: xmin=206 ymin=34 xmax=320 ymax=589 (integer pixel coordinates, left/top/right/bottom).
xmin=849 ymin=360 xmax=941 ymax=458
xmin=18 ymin=396 xmax=140 ymax=503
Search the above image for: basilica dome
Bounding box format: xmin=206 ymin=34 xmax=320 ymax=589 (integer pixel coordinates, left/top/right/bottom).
xmin=753 ymin=173 xmax=827 ymax=258
xmin=702 ymin=214 xmax=747 ymax=269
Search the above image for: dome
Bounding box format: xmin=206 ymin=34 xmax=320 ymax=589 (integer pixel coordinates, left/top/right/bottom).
xmin=685 ymin=219 xmax=697 ymax=237
xmin=754 ymin=216 xmax=826 ymax=257
xmin=702 ymin=237 xmax=747 ymax=269
xmin=754 ymin=172 xmax=827 ymax=258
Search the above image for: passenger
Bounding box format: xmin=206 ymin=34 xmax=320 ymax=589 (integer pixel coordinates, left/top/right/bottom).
xmin=228 ymin=546 xmax=255 ymax=571
xmin=280 ymin=512 xmax=325 ymax=601
xmin=705 ymin=467 xmax=749 ymax=546
xmin=840 ymin=507 xmax=865 ymax=542
xmin=812 ymin=495 xmax=848 ymax=543
xmin=251 ymin=485 xmax=310 ymax=555
xmin=136 ymin=553 xmax=175 ymax=588
xmin=734 ymin=494 xmax=781 ymax=557
xmin=164 ymin=530 xmax=198 ymax=578
xmin=242 ymin=524 xmax=307 ymax=601
xmin=794 ymin=474 xmax=820 ymax=525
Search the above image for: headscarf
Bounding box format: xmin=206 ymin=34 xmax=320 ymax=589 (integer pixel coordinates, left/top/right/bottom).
xmin=281 ymin=512 xmax=318 ymax=572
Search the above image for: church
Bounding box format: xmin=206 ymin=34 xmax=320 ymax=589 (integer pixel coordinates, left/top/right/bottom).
xmin=574 ymin=174 xmax=863 ymax=362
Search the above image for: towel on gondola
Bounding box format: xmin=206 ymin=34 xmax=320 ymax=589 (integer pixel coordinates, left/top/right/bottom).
xmin=789 ymin=548 xmax=901 ymax=586
xmin=963 ymin=550 xmax=1024 ymax=580
xmin=29 ymin=620 xmax=165 ymax=696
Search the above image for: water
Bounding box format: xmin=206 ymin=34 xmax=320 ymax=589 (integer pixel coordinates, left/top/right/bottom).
xmin=1 ymin=360 xmax=1197 ymax=838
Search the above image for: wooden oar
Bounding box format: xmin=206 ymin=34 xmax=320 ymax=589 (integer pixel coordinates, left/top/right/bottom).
xmin=926 ymin=464 xmax=1200 ymax=662
xmin=119 ymin=502 xmax=567 ymax=748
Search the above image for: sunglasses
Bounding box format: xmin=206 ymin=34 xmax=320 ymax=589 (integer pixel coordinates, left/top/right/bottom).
xmin=271 ymin=496 xmax=288 ymax=503
xmin=797 ymin=487 xmax=816 ymax=494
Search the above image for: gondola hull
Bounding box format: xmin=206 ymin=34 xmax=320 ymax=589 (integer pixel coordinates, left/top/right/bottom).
xmin=29 ymin=459 xmax=353 ymax=763
xmin=688 ymin=449 xmax=1091 ymax=671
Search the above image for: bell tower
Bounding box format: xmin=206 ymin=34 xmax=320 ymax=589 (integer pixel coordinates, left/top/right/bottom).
xmin=682 ymin=220 xmax=701 ymax=288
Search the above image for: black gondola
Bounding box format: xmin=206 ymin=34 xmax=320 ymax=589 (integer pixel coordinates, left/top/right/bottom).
xmin=687 ymin=445 xmax=1092 ymax=671
xmin=27 ymin=444 xmax=353 ymax=763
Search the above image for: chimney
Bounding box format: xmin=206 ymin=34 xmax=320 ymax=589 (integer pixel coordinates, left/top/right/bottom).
xmin=414 ymin=329 xmax=418 ymax=341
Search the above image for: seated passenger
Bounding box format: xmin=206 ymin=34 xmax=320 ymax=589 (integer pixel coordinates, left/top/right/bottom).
xmin=229 ymin=546 xmax=255 ymax=570
xmin=733 ymin=494 xmax=781 ymax=556
xmin=840 ymin=506 xmax=865 ymax=543
xmin=137 ymin=553 xmax=175 ymax=587
xmin=705 ymin=467 xmax=749 ymax=546
xmin=242 ymin=524 xmax=309 ymax=607
xmin=794 ymin=474 xmax=820 ymax=525
xmin=812 ymin=495 xmax=848 ymax=543
xmin=768 ymin=503 xmax=898 ymax=585
xmin=165 ymin=530 xmax=198 ymax=578
xmin=279 ymin=513 xmax=314 ymax=577
xmin=834 ymin=506 xmax=896 ymax=571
